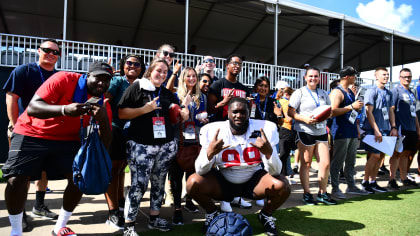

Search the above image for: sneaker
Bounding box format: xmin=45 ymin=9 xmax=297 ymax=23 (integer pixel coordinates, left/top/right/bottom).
xmin=32 ymin=205 xmax=58 ymax=220
xmin=309 ymin=167 xmax=318 ymax=174
xmin=402 ymin=179 xmax=419 ymax=187
xmin=331 ymin=189 xmax=346 ymax=199
xmin=370 ymin=181 xmax=387 ymax=193
xmin=123 ymin=225 xmax=139 ymax=236
xmin=415 ymin=175 xmax=420 ymax=184
xmin=201 ymin=210 xmax=220 ymax=233
xmin=220 ymin=201 xmax=232 ymax=212
xmin=258 ymin=211 xmax=278 ymax=236
xmin=255 ymin=199 xmax=265 ymax=207
xmin=231 ymin=197 xmax=252 ymax=209
xmin=184 ymin=200 xmax=199 ymax=213
xmin=172 ymin=209 xmax=184 ymax=225
xmin=387 ymin=179 xmax=400 ymax=190
xmin=292 ymin=165 xmax=299 ymax=174
xmin=51 ymin=227 xmax=77 ymax=236
xmin=406 ymin=174 xmax=416 ymax=182
xmin=380 ymin=165 xmax=390 ymax=174
xmin=317 ymin=192 xmax=337 ymax=205
xmin=46 ymin=187 xmax=53 ymax=193
xmin=346 ymin=185 xmax=369 ymax=195
xmin=22 ymin=211 xmax=31 ymax=232
xmin=148 ymin=217 xmax=172 ymax=232
xmin=360 ymin=181 xmax=375 ymax=194
xmin=287 ymin=177 xmax=297 ymax=185
xmin=106 ymin=210 xmax=124 ymax=230
xmin=302 ymin=193 xmax=317 ymax=205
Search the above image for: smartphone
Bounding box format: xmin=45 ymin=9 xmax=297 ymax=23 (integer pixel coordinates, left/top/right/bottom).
xmin=249 ymin=130 xmax=262 ymax=138
xmin=85 ymin=96 xmax=102 ymax=104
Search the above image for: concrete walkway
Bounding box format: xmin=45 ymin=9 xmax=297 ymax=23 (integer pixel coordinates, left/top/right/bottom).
xmin=0 ymin=155 xmax=418 ymax=236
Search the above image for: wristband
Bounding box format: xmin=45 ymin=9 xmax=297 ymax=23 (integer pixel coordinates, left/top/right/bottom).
xmin=61 ymin=105 xmax=67 ymax=116
xmin=180 ymin=105 xmax=186 ymax=109
xmin=350 ymin=104 xmax=354 ymax=110
xmin=391 ymin=126 xmax=397 ymax=130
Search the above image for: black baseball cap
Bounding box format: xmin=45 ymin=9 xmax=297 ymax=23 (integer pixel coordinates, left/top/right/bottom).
xmin=88 ymin=61 xmax=113 ymax=77
xmin=339 ymin=66 xmax=358 ymax=78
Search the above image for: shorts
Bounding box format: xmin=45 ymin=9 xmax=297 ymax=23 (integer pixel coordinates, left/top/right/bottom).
xmin=364 ymin=130 xmax=390 ymax=154
xmin=2 ymin=133 xmax=80 ymax=180
xmin=296 ymin=132 xmax=328 ymax=146
xmin=211 ymin=168 xmax=267 ymax=202
xmin=401 ymin=130 xmax=418 ymax=152
xmin=108 ymin=127 xmax=127 ymax=160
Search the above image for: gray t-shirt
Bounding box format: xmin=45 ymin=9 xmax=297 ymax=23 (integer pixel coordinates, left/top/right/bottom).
xmin=289 ymin=86 xmax=331 ymax=136
xmin=392 ymin=85 xmax=417 ymax=131
xmin=362 ymin=86 xmax=392 ymax=131
xmin=413 ymin=85 xmax=420 ymax=112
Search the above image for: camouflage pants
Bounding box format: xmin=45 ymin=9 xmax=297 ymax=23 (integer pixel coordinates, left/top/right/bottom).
xmin=124 ymin=139 xmax=177 ymax=222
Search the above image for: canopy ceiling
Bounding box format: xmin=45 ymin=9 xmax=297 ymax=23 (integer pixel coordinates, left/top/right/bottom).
xmin=1 ymin=0 xmax=420 ymax=73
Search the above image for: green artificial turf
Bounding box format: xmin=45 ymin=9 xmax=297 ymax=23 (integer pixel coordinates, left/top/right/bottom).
xmin=131 ymin=188 xmax=420 ymax=236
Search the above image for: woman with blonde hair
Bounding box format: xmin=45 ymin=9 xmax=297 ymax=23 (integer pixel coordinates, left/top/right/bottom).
xmin=169 ymin=66 xmax=208 ymax=225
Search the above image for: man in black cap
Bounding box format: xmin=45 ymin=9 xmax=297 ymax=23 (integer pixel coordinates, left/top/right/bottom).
xmin=329 ymin=66 xmax=368 ymax=199
xmin=3 ymin=61 xmax=113 ymax=236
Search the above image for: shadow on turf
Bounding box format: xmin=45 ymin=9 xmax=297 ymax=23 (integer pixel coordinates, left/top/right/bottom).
xmin=341 ymin=188 xmax=417 ymax=203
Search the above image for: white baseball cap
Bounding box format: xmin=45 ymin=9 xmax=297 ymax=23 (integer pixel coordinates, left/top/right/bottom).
xmin=275 ymin=80 xmax=290 ymax=89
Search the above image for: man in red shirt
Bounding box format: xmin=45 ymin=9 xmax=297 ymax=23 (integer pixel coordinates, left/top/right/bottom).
xmin=3 ymin=61 xmax=113 ymax=236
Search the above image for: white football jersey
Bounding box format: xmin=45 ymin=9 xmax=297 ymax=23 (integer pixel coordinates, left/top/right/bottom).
xmin=195 ymin=119 xmax=281 ymax=184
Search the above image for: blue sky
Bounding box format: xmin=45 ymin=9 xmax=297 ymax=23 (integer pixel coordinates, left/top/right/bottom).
xmin=293 ymin=0 xmax=420 ymax=38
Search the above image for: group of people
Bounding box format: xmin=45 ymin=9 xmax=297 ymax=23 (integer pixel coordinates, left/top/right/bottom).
xmin=2 ymin=40 xmax=419 ymax=236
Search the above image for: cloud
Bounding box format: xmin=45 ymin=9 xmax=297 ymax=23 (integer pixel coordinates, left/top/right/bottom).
xmin=356 ymin=0 xmax=414 ymax=33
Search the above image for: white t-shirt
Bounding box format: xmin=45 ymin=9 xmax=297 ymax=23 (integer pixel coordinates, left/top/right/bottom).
xmin=195 ymin=119 xmax=281 ymax=184
xmin=288 ymin=86 xmax=331 ymax=136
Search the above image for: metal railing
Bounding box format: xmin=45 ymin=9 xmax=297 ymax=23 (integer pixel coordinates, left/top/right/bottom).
xmin=0 ymin=33 xmax=375 ymax=91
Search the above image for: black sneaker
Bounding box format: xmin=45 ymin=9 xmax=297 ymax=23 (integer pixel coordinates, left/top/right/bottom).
xmin=172 ymin=209 xmax=184 ymax=225
xmin=31 ymin=204 xmax=58 ymax=220
xmin=361 ymin=181 xmax=375 ymax=194
xmin=317 ymin=192 xmax=337 ymax=205
xmin=380 ymin=165 xmax=390 ymax=174
xmin=106 ymin=210 xmax=124 ymax=230
xmin=402 ymin=179 xmax=419 ymax=187
xmin=292 ymin=165 xmax=299 ymax=175
xmin=201 ymin=210 xmax=220 ymax=233
xmin=387 ymin=179 xmax=400 ymax=190
xmin=184 ymin=200 xmax=199 ymax=213
xmin=22 ymin=211 xmax=31 ymax=232
xmin=148 ymin=217 xmax=172 ymax=232
xmin=123 ymin=225 xmax=139 ymax=236
xmin=370 ymin=181 xmax=387 ymax=193
xmin=302 ymin=193 xmax=317 ymax=205
xmin=258 ymin=211 xmax=278 ymax=236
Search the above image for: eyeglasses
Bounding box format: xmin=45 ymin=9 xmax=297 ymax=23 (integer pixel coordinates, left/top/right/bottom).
xmin=400 ymin=76 xmax=412 ymax=79
xmin=203 ymin=58 xmax=214 ymax=64
xmin=126 ymin=61 xmax=141 ymax=68
xmin=229 ymin=61 xmax=242 ymax=66
xmin=40 ymin=47 xmax=60 ymax=56
xmin=162 ymin=50 xmax=175 ymax=58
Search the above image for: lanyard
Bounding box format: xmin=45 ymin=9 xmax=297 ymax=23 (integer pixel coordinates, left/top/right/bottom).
xmin=282 ymin=96 xmax=288 ymax=101
xmin=152 ymin=86 xmax=162 ymax=116
xmin=36 ymin=64 xmax=45 ymax=83
xmin=400 ymin=85 xmax=415 ymax=105
xmin=256 ymin=94 xmax=268 ymax=120
xmin=306 ymin=86 xmax=320 ymax=107
xmin=378 ymin=88 xmax=387 ymax=108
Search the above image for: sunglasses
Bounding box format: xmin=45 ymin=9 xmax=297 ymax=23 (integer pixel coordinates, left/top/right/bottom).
xmin=203 ymin=58 xmax=214 ymax=64
xmin=201 ymin=79 xmax=209 ymax=83
xmin=40 ymin=47 xmax=60 ymax=56
xmin=162 ymin=50 xmax=175 ymax=58
xmin=126 ymin=61 xmax=141 ymax=68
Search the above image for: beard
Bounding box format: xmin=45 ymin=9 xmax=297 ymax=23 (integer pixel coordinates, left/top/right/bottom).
xmin=229 ymin=118 xmax=249 ymax=135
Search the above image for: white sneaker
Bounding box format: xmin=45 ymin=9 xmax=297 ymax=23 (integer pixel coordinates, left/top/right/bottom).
xmin=220 ymin=201 xmax=232 ymax=212
xmin=415 ymin=175 xmax=420 ymax=184
xmin=231 ymin=197 xmax=252 ymax=209
xmin=287 ymin=177 xmax=297 ymax=185
xmin=255 ymin=199 xmax=264 ymax=207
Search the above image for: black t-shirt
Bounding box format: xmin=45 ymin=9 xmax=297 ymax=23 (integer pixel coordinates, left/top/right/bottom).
xmin=118 ymin=80 xmax=179 ymax=145
xmin=208 ymin=77 xmax=250 ymax=121
xmin=251 ymin=96 xmax=278 ymax=124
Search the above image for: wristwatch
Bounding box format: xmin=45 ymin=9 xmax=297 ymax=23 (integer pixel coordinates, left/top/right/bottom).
xmin=391 ymin=126 xmax=397 ymax=130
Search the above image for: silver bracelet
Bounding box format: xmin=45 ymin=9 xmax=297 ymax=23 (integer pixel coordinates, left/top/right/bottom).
xmin=61 ymin=105 xmax=67 ymax=116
